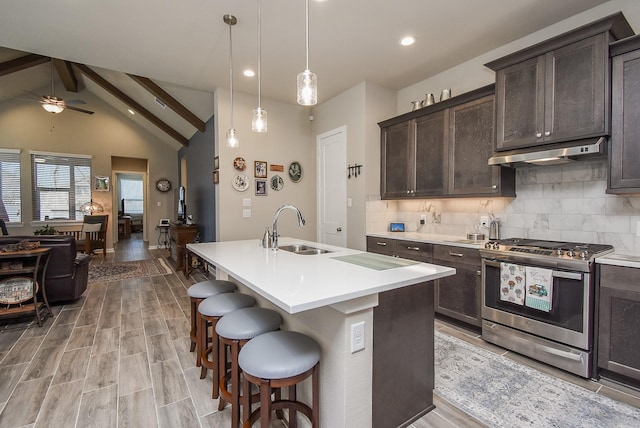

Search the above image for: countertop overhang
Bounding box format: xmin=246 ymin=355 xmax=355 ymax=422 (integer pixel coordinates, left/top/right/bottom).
xmin=187 ymin=238 xmax=455 ymax=314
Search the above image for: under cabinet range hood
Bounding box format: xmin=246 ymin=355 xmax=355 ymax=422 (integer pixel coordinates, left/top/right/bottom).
xmin=487 ymin=137 xmax=607 ymax=167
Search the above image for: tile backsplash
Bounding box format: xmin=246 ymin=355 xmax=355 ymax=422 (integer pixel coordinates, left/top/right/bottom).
xmin=366 ymin=160 xmax=640 ymax=254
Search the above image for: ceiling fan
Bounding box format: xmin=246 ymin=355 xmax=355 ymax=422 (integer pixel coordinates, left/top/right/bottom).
xmin=39 ymin=59 xmax=94 ymax=115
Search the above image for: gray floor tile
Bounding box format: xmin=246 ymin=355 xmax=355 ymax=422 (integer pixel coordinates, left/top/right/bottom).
xmin=151 ymin=358 xmax=190 ymax=406
xmin=118 ymin=388 xmax=158 ymax=428
xmin=97 ymin=309 xmax=121 ymax=330
xmin=0 ymin=362 xmax=28 ymax=402
xmin=161 ymin=302 xmax=184 ymax=319
xmin=34 ymin=379 xmax=83 ymax=428
xmin=67 ymin=324 xmax=97 ymax=350
xmin=119 ymin=352 xmax=152 ymax=396
xmin=0 ymin=337 xmax=43 ymax=367
xmin=174 ymin=337 xmax=197 ymax=371
xmin=158 ymin=397 xmax=200 ymax=428
xmin=77 ymin=384 xmax=118 ymax=428
xmin=22 ymin=345 xmax=65 ymax=381
xmin=121 ymin=311 xmax=143 ymax=332
xmin=93 ymin=327 xmax=120 ymax=354
xmin=166 ymin=317 xmax=190 ymax=340
xmin=52 ymin=347 xmax=91 ymax=385
xmin=84 ymin=350 xmax=118 ymax=392
xmin=41 ymin=323 xmax=74 ymax=348
xmin=147 ymin=333 xmax=177 ymax=364
xmin=120 ymin=329 xmax=146 ymax=356
xmin=54 ymin=308 xmax=81 ymax=326
xmin=0 ymin=376 xmax=52 ymax=427
xmin=183 ymin=366 xmax=218 ymax=417
xmin=76 ymin=309 xmax=100 ymax=327
xmin=142 ymin=316 xmax=169 ymax=337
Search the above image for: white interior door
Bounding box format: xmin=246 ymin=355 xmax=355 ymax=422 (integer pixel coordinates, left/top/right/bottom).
xmin=317 ymin=126 xmax=347 ymax=247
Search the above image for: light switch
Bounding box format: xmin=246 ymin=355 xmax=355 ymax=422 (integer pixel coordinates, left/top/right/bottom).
xmin=243 ymin=198 xmax=252 ymax=207
xmin=243 ymin=209 xmax=251 ymax=218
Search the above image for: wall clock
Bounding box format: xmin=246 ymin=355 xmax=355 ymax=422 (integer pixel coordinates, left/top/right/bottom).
xmin=155 ymin=178 xmax=172 ymax=192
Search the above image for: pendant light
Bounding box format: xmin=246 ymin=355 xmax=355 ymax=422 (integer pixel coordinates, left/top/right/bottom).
xmin=224 ymin=14 xmax=239 ymax=148
xmin=252 ymin=0 xmax=267 ymax=132
xmin=297 ymin=0 xmax=317 ymax=106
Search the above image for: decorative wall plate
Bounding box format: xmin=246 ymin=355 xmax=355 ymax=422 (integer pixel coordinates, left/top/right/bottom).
xmin=270 ymin=175 xmax=284 ymax=191
xmin=288 ymin=161 xmax=303 ymax=183
xmin=0 ymin=277 xmax=36 ymax=305
xmin=232 ymin=174 xmax=249 ymax=192
xmin=233 ymin=157 xmax=246 ymax=171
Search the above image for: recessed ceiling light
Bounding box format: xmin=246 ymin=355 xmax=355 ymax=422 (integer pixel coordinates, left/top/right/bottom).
xmin=400 ymin=36 xmax=415 ymax=46
xmin=128 ymin=109 xmax=135 ymax=115
xmin=244 ymin=69 xmax=255 ymax=77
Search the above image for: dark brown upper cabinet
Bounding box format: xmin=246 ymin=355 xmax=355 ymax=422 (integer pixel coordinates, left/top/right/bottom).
xmin=379 ymin=85 xmax=514 ymax=199
xmin=608 ymin=34 xmax=640 ymax=194
xmin=485 ymin=12 xmax=634 ymax=152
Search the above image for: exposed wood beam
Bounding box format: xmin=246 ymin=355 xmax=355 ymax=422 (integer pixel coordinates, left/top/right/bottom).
xmin=52 ymin=59 xmax=79 ymax=92
xmin=128 ymin=74 xmax=206 ymax=133
xmin=0 ymin=54 xmax=49 ymax=77
xmin=73 ymin=63 xmax=188 ymax=147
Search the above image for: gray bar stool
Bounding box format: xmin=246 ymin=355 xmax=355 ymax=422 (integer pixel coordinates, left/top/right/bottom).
xmin=187 ymin=279 xmax=236 ymax=367
xmin=216 ymin=307 xmax=282 ymax=428
xmin=198 ymin=292 xmax=256 ymax=398
xmin=238 ymin=330 xmax=320 ymax=428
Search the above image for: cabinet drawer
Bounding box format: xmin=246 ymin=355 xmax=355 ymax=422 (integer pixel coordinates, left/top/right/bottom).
xmin=433 ymin=245 xmax=480 ymax=266
xmin=394 ymin=240 xmax=432 ymax=263
xmin=366 ymin=237 xmax=396 ymax=256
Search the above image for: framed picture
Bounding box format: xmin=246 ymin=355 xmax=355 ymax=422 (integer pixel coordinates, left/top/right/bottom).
xmin=213 ymin=170 xmax=219 ymax=184
xmin=254 ymin=160 xmax=267 ymax=178
xmin=94 ymin=176 xmax=110 ymax=191
xmin=270 ymin=164 xmax=284 ymax=172
xmin=214 ymin=156 xmax=219 ymax=171
xmin=255 ymin=179 xmax=267 ymax=196
xmin=288 ymin=161 xmax=303 ymax=183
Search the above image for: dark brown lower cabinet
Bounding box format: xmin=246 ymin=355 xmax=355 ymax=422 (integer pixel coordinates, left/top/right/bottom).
xmin=433 ymin=245 xmax=482 ymax=327
xmin=373 ymin=281 xmax=434 ymax=428
xmin=598 ymin=264 xmax=640 ymax=383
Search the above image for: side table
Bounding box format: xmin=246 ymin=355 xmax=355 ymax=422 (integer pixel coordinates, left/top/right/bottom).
xmin=157 ymin=224 xmax=170 ymax=249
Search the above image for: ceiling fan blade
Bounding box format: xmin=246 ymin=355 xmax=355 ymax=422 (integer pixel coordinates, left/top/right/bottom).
xmin=65 ymin=99 xmax=86 ymax=105
xmin=66 ymin=105 xmax=95 ymax=115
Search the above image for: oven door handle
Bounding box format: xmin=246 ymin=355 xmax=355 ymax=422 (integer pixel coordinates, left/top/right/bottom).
xmin=552 ymin=270 xmax=582 ymax=281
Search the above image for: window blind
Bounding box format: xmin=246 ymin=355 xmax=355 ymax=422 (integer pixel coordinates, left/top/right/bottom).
xmin=0 ymin=149 xmax=22 ymax=223
xmin=31 ymin=152 xmax=92 ymax=221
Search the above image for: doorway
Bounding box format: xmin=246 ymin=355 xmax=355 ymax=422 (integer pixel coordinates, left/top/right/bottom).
xmin=317 ymin=126 xmax=347 ymax=247
xmin=115 ymin=172 xmax=145 ymax=242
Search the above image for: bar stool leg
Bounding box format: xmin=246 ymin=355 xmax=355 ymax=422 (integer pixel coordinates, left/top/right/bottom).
xmin=260 ymin=379 xmax=271 ymax=428
xmin=190 ymin=297 xmax=198 ymax=352
xmin=289 ymin=385 xmax=297 ymax=428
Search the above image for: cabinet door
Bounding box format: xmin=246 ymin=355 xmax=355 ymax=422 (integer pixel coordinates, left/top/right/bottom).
xmin=414 ymin=111 xmax=448 ymax=196
xmin=495 ymin=56 xmax=545 ymax=150
xmin=609 ymin=48 xmax=640 ymax=192
xmin=434 ymin=261 xmax=482 ymax=327
xmin=381 ymin=121 xmax=413 ymax=198
xmin=366 ymin=236 xmax=397 ymax=256
xmin=545 ymin=34 xmax=607 ymax=143
xmin=598 ymin=265 xmax=640 ymax=381
xmin=449 ymin=95 xmax=501 ymax=195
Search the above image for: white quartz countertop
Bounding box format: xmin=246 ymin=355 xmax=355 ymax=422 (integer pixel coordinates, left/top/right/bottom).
xmin=187 ymin=238 xmax=455 ymax=314
xmin=367 ymin=232 xmax=487 ymax=249
xmin=596 ymin=253 xmax=640 ymax=269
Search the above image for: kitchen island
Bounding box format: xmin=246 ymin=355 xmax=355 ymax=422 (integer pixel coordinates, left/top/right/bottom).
xmin=187 ymin=238 xmax=455 ymax=428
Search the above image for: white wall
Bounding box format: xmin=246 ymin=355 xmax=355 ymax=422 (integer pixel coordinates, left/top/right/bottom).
xmin=367 ymin=0 xmax=640 ymax=254
xmin=0 ymin=86 xmax=178 ymax=250
xmin=214 ymin=88 xmax=317 ymax=242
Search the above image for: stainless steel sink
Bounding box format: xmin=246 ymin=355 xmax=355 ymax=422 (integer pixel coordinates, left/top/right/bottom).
xmin=279 ymin=244 xmax=332 ymax=255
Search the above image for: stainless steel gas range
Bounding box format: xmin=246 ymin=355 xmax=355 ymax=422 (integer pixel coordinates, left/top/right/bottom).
xmin=479 ymin=238 xmax=613 ymax=378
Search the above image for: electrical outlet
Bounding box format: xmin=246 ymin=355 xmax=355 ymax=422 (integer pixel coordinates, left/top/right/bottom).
xmin=420 ymin=214 xmax=427 ymax=225
xmin=350 ymin=321 xmax=365 ymax=353
xmin=480 ymin=215 xmax=489 ymax=228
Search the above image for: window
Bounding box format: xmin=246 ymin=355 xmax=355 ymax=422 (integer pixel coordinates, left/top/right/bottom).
xmin=31 ymin=151 xmax=92 ymax=221
xmin=0 ymin=149 xmax=22 ymax=223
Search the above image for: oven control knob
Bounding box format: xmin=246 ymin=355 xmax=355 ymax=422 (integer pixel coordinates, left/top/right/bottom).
xmin=555 ymin=249 xmax=564 ymax=256
xmin=491 ymin=242 xmax=500 ymax=250
xmin=566 ymin=250 xmax=575 ymax=258
xmin=579 ymin=251 xmax=589 ymax=259
xmin=484 ymin=242 xmax=492 ymax=249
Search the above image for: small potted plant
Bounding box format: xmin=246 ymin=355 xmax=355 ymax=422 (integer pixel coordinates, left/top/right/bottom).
xmin=34 ymin=224 xmax=57 ymax=235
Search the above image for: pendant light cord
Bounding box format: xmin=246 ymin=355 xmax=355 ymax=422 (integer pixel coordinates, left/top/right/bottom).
xmin=305 ymin=0 xmax=310 ymax=71
xmin=257 ymin=0 xmax=261 ymax=108
xmin=228 ymin=19 xmax=234 ymax=128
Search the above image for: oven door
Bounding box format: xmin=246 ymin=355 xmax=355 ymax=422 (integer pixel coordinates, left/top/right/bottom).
xmin=482 ymin=258 xmax=592 ymax=350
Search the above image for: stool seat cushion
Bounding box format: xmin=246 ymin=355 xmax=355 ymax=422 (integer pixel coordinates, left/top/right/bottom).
xmin=239 ymin=331 xmax=320 ymax=379
xmin=216 ymin=307 xmax=282 ymax=340
xmin=198 ymin=293 xmax=256 ymax=317
xmin=188 ymin=280 xmax=236 ymax=299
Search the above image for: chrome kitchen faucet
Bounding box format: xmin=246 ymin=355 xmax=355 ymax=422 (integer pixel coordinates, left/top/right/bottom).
xmin=271 ymin=204 xmax=306 ymax=250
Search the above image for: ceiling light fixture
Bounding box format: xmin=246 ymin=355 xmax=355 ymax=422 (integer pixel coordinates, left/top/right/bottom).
xmin=243 ymin=69 xmax=255 ymax=77
xmin=400 ymin=36 xmax=415 ymax=46
xmin=224 ymin=14 xmax=239 ymax=148
xmin=252 ymin=0 xmax=267 ymax=132
xmin=297 ymin=0 xmax=317 ymax=106
xmin=42 ymin=60 xmax=65 ymax=114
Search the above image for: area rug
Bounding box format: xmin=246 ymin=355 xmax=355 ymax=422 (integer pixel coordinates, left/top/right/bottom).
xmin=434 ymin=331 xmax=640 ymax=427
xmin=88 ymin=258 xmax=172 ymax=283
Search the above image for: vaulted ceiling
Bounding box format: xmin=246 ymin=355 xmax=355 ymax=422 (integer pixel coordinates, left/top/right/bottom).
xmin=0 ymin=0 xmax=611 ymax=150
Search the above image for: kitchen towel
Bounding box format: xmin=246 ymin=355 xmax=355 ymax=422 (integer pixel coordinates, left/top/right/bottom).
xmin=525 ymin=266 xmax=553 ymax=312
xmin=499 ymin=262 xmax=526 ymax=305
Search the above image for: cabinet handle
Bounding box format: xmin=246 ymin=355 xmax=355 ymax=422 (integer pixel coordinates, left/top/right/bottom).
xmin=477 ymin=270 xmax=482 ymax=276
xmin=536 ymin=132 xmax=542 ymax=138
xmin=449 ymin=252 xmax=464 ymax=257
xmin=406 ymin=190 xmax=411 ymax=194
xmin=492 ymin=185 xmax=497 ymax=189
xmin=407 ymin=246 xmax=420 ymax=251
xmin=376 ymin=242 xmax=387 ymax=246
xmin=545 ymin=131 xmax=551 ymax=137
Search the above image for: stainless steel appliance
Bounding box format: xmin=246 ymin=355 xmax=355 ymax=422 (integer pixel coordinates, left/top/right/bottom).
xmin=480 ymin=238 xmax=613 ymax=378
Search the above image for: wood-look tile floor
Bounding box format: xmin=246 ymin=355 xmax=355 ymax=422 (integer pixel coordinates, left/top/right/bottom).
xmin=0 ymin=233 xmax=637 ymax=427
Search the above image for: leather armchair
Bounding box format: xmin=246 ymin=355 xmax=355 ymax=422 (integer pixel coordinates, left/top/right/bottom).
xmin=0 ymin=235 xmax=90 ymax=303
